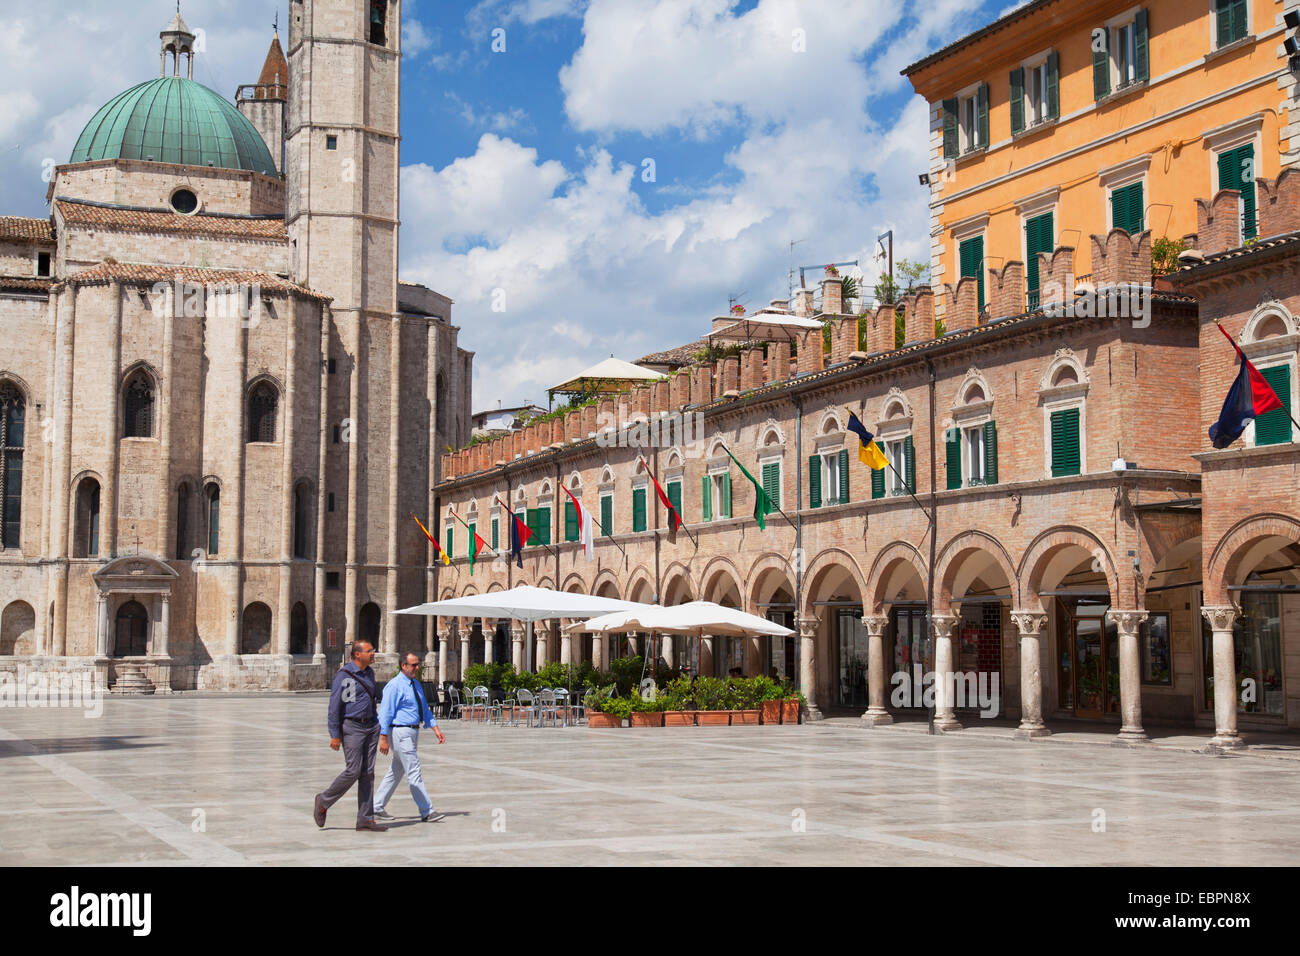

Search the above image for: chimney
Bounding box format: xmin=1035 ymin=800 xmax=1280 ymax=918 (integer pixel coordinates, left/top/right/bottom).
xmin=1255 ymin=168 xmax=1300 ymax=239
xmin=796 ymin=329 xmax=823 ymax=374
xmin=1195 ymin=190 xmax=1241 ymax=255
xmin=1089 ymin=230 xmax=1151 ymax=288
xmin=820 ymin=276 xmax=843 ymax=316
xmin=740 ymin=346 xmax=765 ymax=390
xmin=942 ymin=278 xmax=979 ymax=332
xmin=769 ymin=298 xmax=789 ymax=313
xmin=718 ymin=355 xmax=740 ymax=396
xmin=903 ymin=286 xmax=935 ymax=344
xmin=1039 ymin=246 xmax=1076 ymax=307
xmin=988 ymin=261 xmax=1025 ymax=319
xmin=794 ymin=288 xmax=815 ymax=317
xmin=767 ymin=341 xmax=791 ymax=383
xmin=690 ymin=363 xmax=713 ymax=405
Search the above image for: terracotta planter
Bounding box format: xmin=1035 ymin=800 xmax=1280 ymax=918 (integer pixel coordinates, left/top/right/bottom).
xmin=760 ymin=701 xmax=781 ymax=725
xmin=587 ymin=711 xmax=622 ymax=728
xmin=629 ymin=711 xmax=664 ymax=728
xmin=781 ymin=699 xmax=800 ymax=724
xmin=663 ymin=710 xmax=695 ymax=727
xmin=696 ymin=711 xmax=730 ymax=726
xmin=731 ymin=709 xmax=760 ymax=725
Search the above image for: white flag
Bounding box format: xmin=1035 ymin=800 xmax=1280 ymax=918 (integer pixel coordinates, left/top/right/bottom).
xmin=564 ymin=487 xmax=595 ymax=561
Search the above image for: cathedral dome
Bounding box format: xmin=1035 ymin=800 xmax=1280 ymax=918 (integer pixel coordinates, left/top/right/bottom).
xmin=69 ymin=77 xmax=277 ymax=176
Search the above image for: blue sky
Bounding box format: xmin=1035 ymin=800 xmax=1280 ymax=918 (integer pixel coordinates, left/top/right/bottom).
xmin=0 ymin=0 xmax=1015 ymax=410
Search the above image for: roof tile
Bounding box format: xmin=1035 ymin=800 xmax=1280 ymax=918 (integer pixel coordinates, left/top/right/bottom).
xmin=56 ymin=200 xmax=287 ymax=241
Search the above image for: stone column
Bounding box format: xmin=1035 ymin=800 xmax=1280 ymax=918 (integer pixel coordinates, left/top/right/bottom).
xmin=95 ymin=592 xmax=109 ymax=657
xmin=931 ymin=613 xmax=962 ymax=731
xmin=662 ymin=634 xmax=674 ymax=669
xmin=481 ymin=618 xmax=493 ymax=664
xmin=276 ymin=293 xmax=297 ymax=658
xmin=384 ymin=315 xmax=403 ymax=657
xmin=155 ymin=280 xmax=176 ymax=560
xmin=343 ymin=316 xmax=362 ymax=648
xmin=860 ymin=615 xmax=893 ymax=726
xmin=700 ymin=636 xmax=714 ymax=677
xmin=592 ymin=630 xmax=606 ymax=670
xmin=312 ymin=308 xmax=331 ymax=666
xmin=1109 ymin=609 xmax=1149 ymax=743
xmin=797 ymin=617 xmax=822 ymax=720
xmin=103 ymin=282 xmax=122 ymax=556
xmin=439 ymin=619 xmax=453 ymax=685
xmin=511 ymin=623 xmax=524 ymax=671
xmin=458 ymin=619 xmax=470 ymax=682
xmin=157 ymin=593 xmax=171 ymax=658
xmin=1010 ymin=610 xmax=1050 ymax=737
xmin=560 ymin=626 xmax=572 ymax=665
xmin=1201 ymin=606 xmax=1244 ymax=749
xmin=536 ymin=623 xmax=550 ymax=665
xmin=627 ymin=634 xmax=639 ymax=656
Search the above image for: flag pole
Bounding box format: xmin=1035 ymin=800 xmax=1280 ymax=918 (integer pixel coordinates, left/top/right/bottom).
xmin=563 ymin=485 xmax=630 ymax=559
xmin=845 ymin=407 xmax=934 ymax=530
xmin=1216 ymin=323 xmax=1300 ymax=436
xmin=493 ymin=494 xmax=560 ymax=560
xmin=637 ymin=455 xmax=699 ymax=547
xmin=716 ymin=443 xmax=798 ymax=532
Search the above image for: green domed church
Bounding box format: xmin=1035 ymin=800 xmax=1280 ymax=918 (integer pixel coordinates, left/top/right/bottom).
xmin=0 ymin=4 xmax=473 ymax=693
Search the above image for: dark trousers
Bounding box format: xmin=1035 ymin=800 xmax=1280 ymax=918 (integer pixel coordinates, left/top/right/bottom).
xmin=320 ymin=719 xmax=380 ymax=825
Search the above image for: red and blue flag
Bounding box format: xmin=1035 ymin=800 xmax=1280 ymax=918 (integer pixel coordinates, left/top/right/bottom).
xmin=1209 ymin=323 xmax=1284 ymax=448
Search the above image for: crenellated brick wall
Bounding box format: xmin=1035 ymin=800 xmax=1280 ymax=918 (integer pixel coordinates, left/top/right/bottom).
xmin=943 ymin=277 xmax=979 ymax=332
xmin=1254 ymin=169 xmax=1300 ymax=239
xmin=1194 ymin=190 xmax=1241 ymax=255
xmin=988 ymin=261 xmax=1024 ymax=319
xmin=796 ymin=329 xmax=823 ymax=374
xmin=903 ymin=286 xmax=935 ymax=345
xmin=1039 ymin=247 xmax=1075 ymax=304
xmin=821 ymin=276 xmax=843 ymax=316
xmin=1089 ymin=230 xmax=1151 ymax=287
xmin=768 ymin=341 xmax=791 ymax=382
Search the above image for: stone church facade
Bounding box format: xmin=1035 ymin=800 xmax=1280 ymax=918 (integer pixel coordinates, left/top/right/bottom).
xmin=0 ymin=1 xmax=472 ymax=692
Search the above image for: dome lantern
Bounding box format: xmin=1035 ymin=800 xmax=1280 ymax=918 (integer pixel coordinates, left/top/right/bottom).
xmin=160 ymin=4 xmax=197 ymax=79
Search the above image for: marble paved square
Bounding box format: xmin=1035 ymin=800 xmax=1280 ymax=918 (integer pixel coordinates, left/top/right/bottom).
xmin=2 ymin=693 xmax=1298 ymax=866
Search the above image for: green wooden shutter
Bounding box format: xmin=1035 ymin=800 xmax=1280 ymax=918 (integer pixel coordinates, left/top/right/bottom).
xmin=976 ymin=83 xmax=989 ymax=149
xmin=491 ymin=517 xmax=498 ymax=551
xmin=1231 ymin=0 xmax=1247 ymax=44
xmin=1219 ymin=144 xmax=1256 ymax=241
xmin=564 ymin=500 xmax=578 ymax=541
xmin=1255 ymin=365 xmax=1292 ymax=445
xmin=600 ymin=494 xmax=612 ymax=535
xmin=1093 ymin=27 xmax=1110 ymax=100
xmin=446 ymin=526 xmax=454 ymax=558
xmin=632 ymin=488 xmax=646 ymax=532
xmin=984 ymin=420 xmax=999 ymax=485
xmin=871 ymin=467 xmax=885 ymax=500
xmin=467 ymin=522 xmax=476 ymax=557
xmin=1026 ymin=212 xmax=1053 ymax=295
xmin=761 ymin=462 xmax=779 ymax=510
xmin=668 ymin=480 xmax=682 ymax=519
xmin=537 ymin=506 xmax=552 ymax=546
xmin=808 ymin=455 xmax=821 ymax=508
xmin=1133 ymin=9 xmax=1148 ymax=82
xmin=959 ymin=235 xmax=985 ymax=311
xmin=1215 ymin=0 xmax=1231 ymax=47
xmin=721 ymin=472 xmax=732 ymax=518
xmin=942 ymin=98 xmax=958 ymax=159
xmin=1050 ymin=408 xmax=1081 ymax=476
xmin=525 ymin=508 xmax=536 ymax=546
xmin=702 ymin=474 xmax=712 ymax=521
xmin=1009 ymin=67 xmax=1025 ymax=135
xmin=904 ymin=436 xmax=916 ymax=493
xmin=838 ymin=448 xmax=850 ymax=503
xmin=946 ymin=429 xmax=962 ymax=490
xmin=1046 ymin=51 xmax=1059 ymax=119
xmin=1112 ymin=182 xmax=1144 ymax=234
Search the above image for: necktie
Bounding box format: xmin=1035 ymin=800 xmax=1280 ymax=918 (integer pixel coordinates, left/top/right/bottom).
xmin=411 ymin=676 xmax=427 ymax=724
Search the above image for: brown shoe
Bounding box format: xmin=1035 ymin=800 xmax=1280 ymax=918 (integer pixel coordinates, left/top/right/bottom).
xmin=356 ymin=820 xmax=389 ymax=831
xmin=314 ymin=794 xmax=327 ymax=828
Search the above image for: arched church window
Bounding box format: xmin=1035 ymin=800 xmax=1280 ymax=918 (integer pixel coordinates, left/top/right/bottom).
xmin=247 ymin=382 xmax=277 ymax=443
xmin=206 ymin=483 xmax=220 ymax=556
xmin=175 ymin=482 xmax=191 ymax=560
xmin=123 ymin=371 xmax=155 ymax=438
xmin=0 ymin=384 xmax=24 ymax=549
xmin=73 ymin=477 xmax=100 ymax=558
xmin=369 ymin=1 xmax=387 ymax=45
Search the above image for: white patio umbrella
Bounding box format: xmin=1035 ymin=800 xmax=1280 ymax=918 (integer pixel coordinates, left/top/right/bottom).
xmin=567 ymin=601 xmax=793 ymax=637
xmin=393 ymin=585 xmax=654 ymax=671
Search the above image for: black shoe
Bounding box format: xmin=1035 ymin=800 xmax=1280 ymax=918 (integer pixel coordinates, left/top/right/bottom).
xmin=356 ymin=820 xmax=389 ymax=831
xmin=422 ymin=812 xmax=446 ymax=823
xmin=374 ymin=809 xmax=394 ymax=820
xmin=313 ymin=794 xmax=327 ymax=828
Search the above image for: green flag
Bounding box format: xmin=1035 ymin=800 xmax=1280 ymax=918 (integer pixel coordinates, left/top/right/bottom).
xmin=721 ymin=445 xmax=773 ymax=530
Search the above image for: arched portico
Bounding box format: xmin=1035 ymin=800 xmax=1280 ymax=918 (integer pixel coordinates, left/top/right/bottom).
xmin=802 ymin=549 xmax=870 ymax=721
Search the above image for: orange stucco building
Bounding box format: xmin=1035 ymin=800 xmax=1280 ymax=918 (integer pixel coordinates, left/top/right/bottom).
xmin=904 ymin=0 xmax=1297 ymax=319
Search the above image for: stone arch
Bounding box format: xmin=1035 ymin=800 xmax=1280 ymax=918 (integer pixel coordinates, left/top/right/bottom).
xmin=757 ymin=418 xmax=787 ymax=448
xmin=290 ymin=601 xmax=309 ymax=654
xmin=539 ymin=478 xmax=553 ymax=497
xmin=663 ymin=448 xmax=683 ymax=469
xmin=245 ymin=374 xmax=281 ymax=443
xmin=817 ymin=410 xmax=844 ymax=435
xmin=802 ymin=547 xmax=869 ymax=617
xmin=660 ymin=562 xmax=694 ymax=604
xmin=952 ymin=367 xmax=993 ymax=408
xmin=935 ymin=530 xmax=1019 ymax=607
xmin=1205 ymin=513 xmax=1300 ymax=605
xmin=566 ymin=470 xmax=583 ymax=490
xmin=71 ymin=471 xmax=103 ymax=559
xmin=1039 ymin=347 xmax=1089 ymax=391
xmin=560 ymin=571 xmax=589 ymax=593
xmin=486 ymin=581 xmax=505 ymax=592
xmin=1018 ymin=526 xmax=1119 ymax=611
xmin=878 ymin=386 xmax=913 ymax=424
xmin=1243 ymin=302 xmax=1297 ymax=342
xmin=357 ymin=602 xmax=381 ymax=646
xmin=590 ymin=569 xmax=620 ymax=598
xmin=533 ymin=576 xmax=554 ymax=591
xmin=699 ymin=555 xmax=744 ymax=606
xmin=120 ymin=362 xmax=159 ymax=439
xmin=241 ymin=601 xmax=272 ymax=654
xmin=599 ymin=465 xmax=615 ymax=484
xmin=865 ymin=541 xmax=929 ymax=614
xmin=745 ymin=551 xmax=798 ymax=612
xmin=1 ymin=600 xmax=36 ymax=655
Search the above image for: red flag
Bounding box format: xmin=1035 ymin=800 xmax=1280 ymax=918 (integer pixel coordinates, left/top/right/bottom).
xmin=1217 ymin=323 xmax=1284 ymax=416
xmin=640 ymin=457 xmax=681 ymax=540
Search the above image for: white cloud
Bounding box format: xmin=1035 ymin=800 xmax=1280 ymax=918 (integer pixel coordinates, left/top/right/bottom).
xmin=445 ymin=92 xmax=535 ymax=134
xmin=403 ymin=19 xmax=435 ymax=55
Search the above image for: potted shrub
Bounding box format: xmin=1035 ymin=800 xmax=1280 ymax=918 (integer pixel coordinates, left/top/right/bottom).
xmin=693 ymin=677 xmax=730 ymax=725
xmin=584 ymin=685 xmax=624 ymax=728
xmin=629 ymin=693 xmax=666 ymax=727
xmin=730 ymin=677 xmax=763 ymax=725
xmin=782 ymin=691 xmax=805 ymax=724
xmin=661 ymin=675 xmax=696 ymax=726
xmin=753 ymin=676 xmax=783 ymax=724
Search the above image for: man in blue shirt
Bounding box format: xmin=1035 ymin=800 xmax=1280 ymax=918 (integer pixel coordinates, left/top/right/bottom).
xmin=374 ymin=652 xmax=446 ymax=822
xmin=314 ymin=641 xmax=388 ymax=831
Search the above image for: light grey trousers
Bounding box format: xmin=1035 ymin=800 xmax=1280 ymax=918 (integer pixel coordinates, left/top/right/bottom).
xmin=373 ymin=726 xmax=433 ymax=816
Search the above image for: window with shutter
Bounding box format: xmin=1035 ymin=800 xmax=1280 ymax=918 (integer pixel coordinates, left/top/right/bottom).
xmin=761 ymin=462 xmax=780 ymax=510
xmin=1215 ymin=0 xmax=1247 ymax=48
xmin=946 ymin=429 xmax=962 ymax=490
xmin=1254 ymin=365 xmax=1292 ymax=446
xmin=942 ymin=99 xmax=958 ymax=159
xmin=632 ymin=488 xmax=646 ymax=532
xmin=702 ymin=474 xmax=713 ymax=521
xmin=1046 ymin=51 xmax=1059 ymax=118
xmin=565 ymin=500 xmax=578 ymax=541
xmin=537 ymin=506 xmax=552 ymax=546
xmin=721 ymin=472 xmax=732 ymax=518
xmin=600 ymin=494 xmax=613 ymax=535
xmin=667 ymin=480 xmax=682 ymax=521
xmin=871 ymin=467 xmax=885 ymax=500
xmin=525 ymin=508 xmax=538 ymax=546
xmin=1050 ymin=408 xmax=1081 ymax=476
xmin=808 ymin=454 xmax=821 ymax=508
xmin=976 ymin=83 xmax=988 ymax=150
xmin=837 ymin=448 xmax=849 ymax=503
xmin=446 ymin=525 xmax=454 ymax=558
xmin=491 ymin=517 xmax=499 ymax=551
xmin=1092 ymin=28 xmax=1110 ymax=100
xmin=1009 ymin=68 xmax=1024 ymax=135
xmin=984 ymin=420 xmax=999 ymax=485
xmin=959 ymin=235 xmax=985 ymax=312
xmin=1133 ymin=9 xmax=1148 ymax=83
xmin=1025 ymin=212 xmax=1053 ymax=303
xmin=1218 ymin=144 xmax=1256 ymax=241
xmin=1111 ymin=182 xmax=1144 ymax=235
xmin=904 ymin=436 xmax=915 ymax=493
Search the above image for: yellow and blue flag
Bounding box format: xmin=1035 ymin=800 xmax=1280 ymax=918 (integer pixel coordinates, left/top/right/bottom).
xmin=846 ymin=411 xmax=889 ymax=470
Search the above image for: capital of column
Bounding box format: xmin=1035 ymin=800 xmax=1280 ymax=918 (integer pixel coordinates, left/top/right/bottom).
xmin=796 ymin=617 xmax=819 ymax=640
xmin=862 ymin=615 xmax=888 ymax=637
xmin=1201 ymin=605 xmax=1238 ymax=631
xmin=1009 ymin=609 xmax=1048 ymax=636
xmin=931 ymin=613 xmax=958 ymax=639
xmin=1107 ymin=609 xmax=1149 ymax=636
